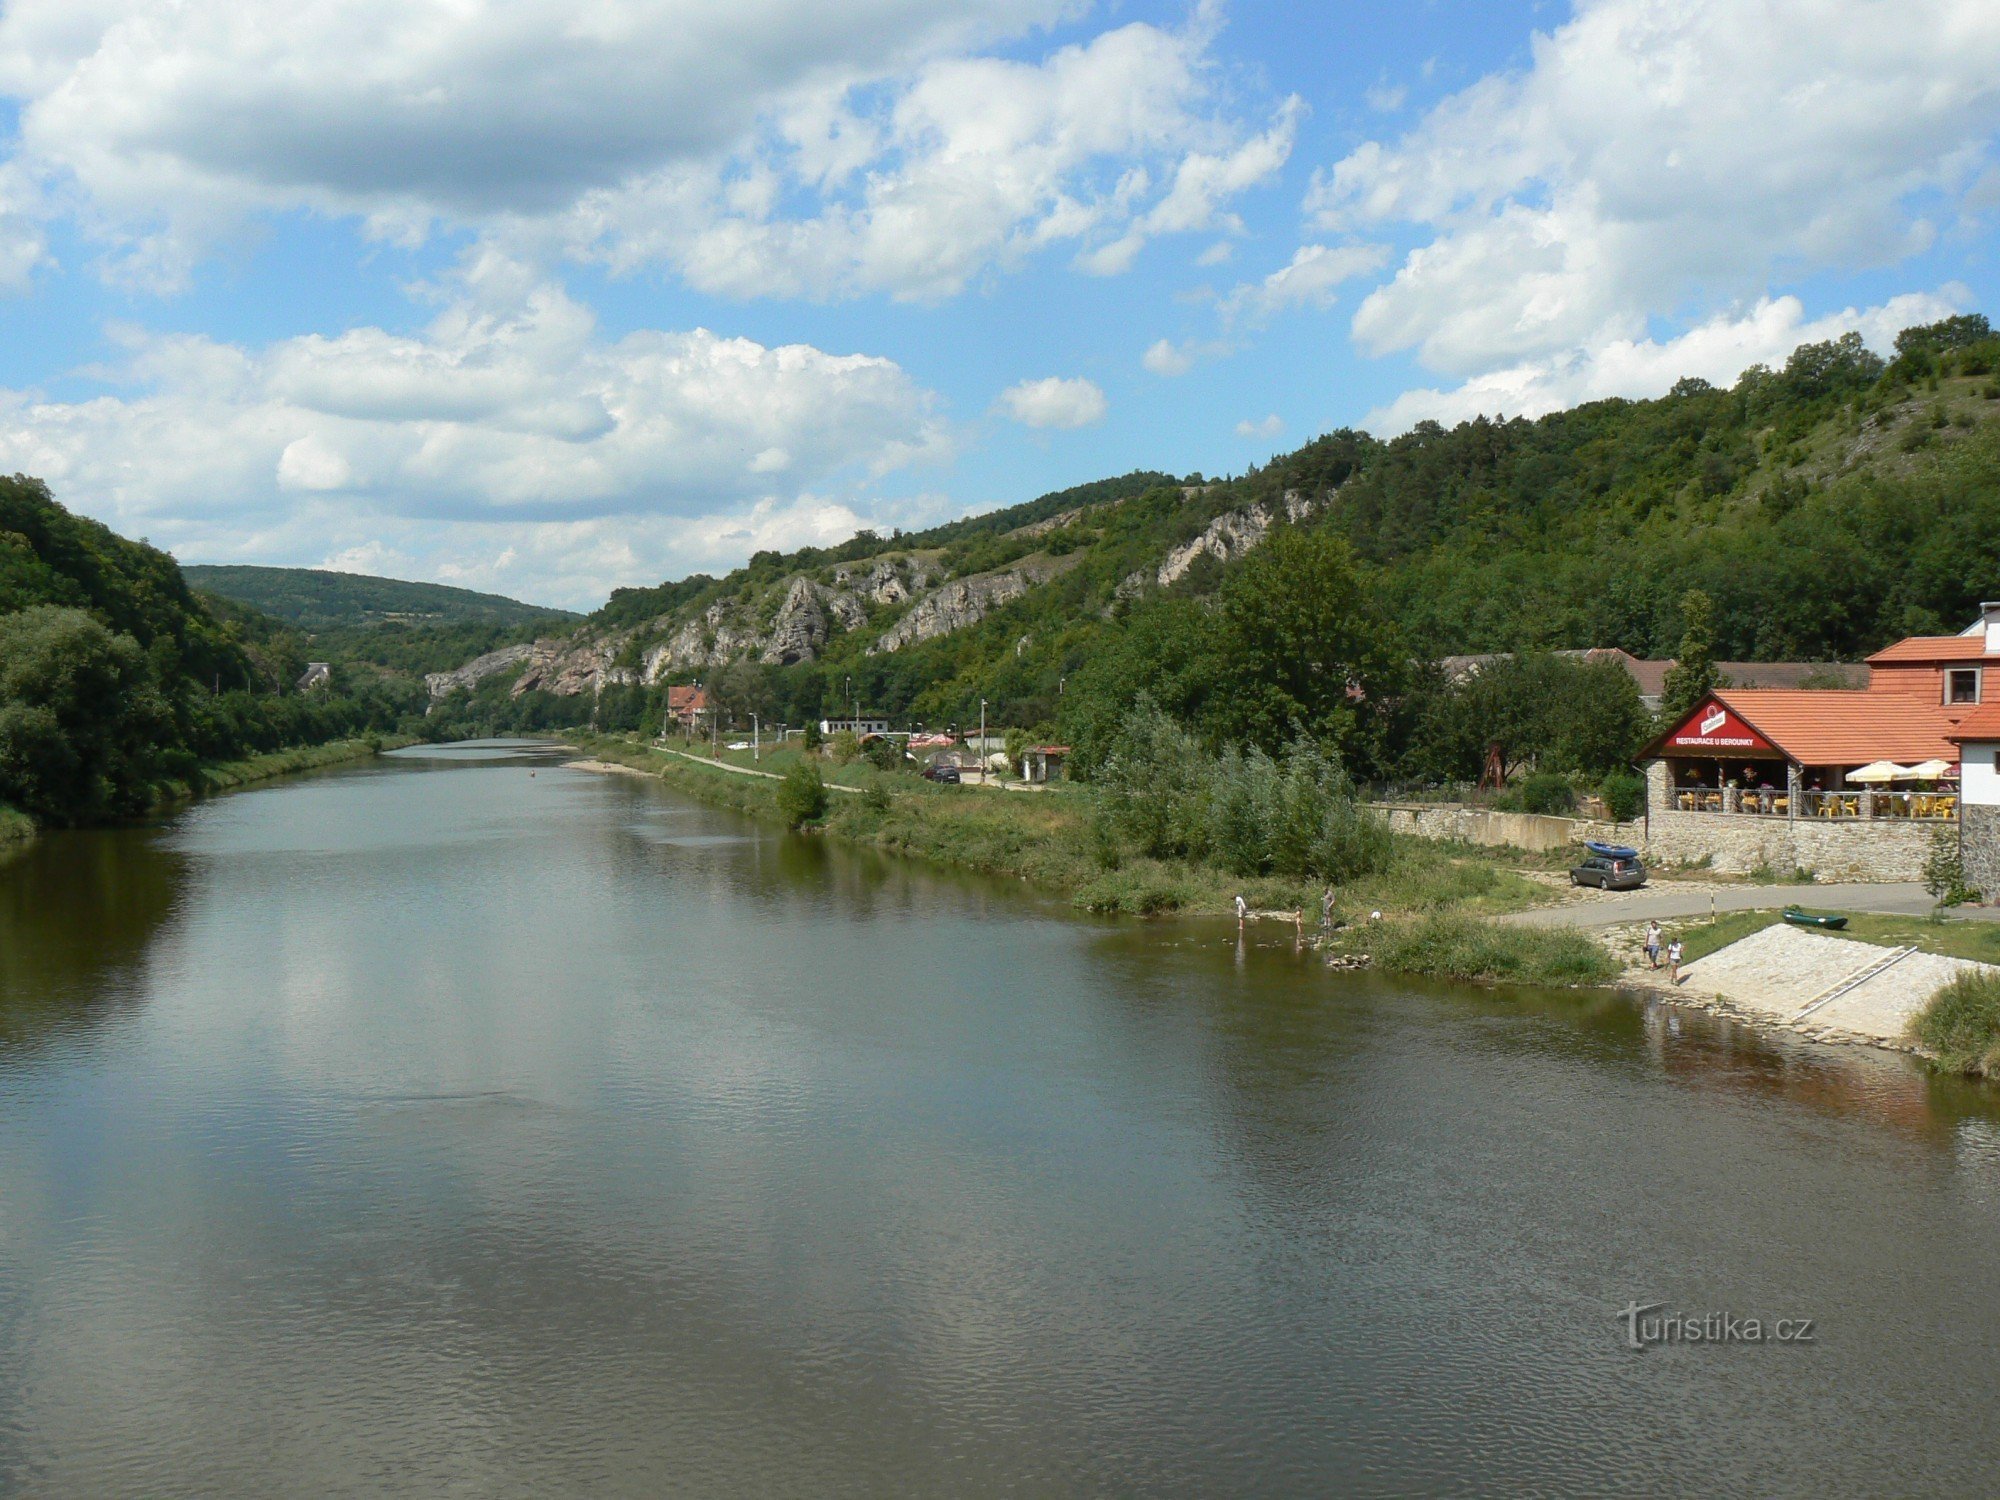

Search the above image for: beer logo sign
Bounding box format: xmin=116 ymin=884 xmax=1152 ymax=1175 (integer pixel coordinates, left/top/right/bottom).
xmin=1699 ymin=707 xmax=1727 ymax=736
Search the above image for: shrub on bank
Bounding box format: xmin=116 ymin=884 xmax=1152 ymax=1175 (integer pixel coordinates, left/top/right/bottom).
xmin=777 ymin=760 xmax=829 ymax=829
xmin=1910 ymin=971 xmax=2000 ymax=1074
xmin=1358 ymin=914 xmax=1618 ymax=986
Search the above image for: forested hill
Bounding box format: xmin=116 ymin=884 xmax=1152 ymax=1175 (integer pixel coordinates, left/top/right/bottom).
xmin=428 ymin=312 xmax=2000 ymax=761
xmin=184 ymin=564 xmax=577 ymax=631
xmin=0 ymin=478 xmax=417 ymax=826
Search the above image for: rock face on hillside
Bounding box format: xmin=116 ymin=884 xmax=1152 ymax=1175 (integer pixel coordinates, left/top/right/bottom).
xmin=869 ymin=555 xmax=1077 ymax=654
xmin=759 ymin=577 xmax=868 ymax=666
xmin=831 ymin=554 xmax=939 ymax=606
xmin=423 ymin=642 xmax=542 ymax=700
xmin=1153 ymin=489 xmax=1316 ymax=588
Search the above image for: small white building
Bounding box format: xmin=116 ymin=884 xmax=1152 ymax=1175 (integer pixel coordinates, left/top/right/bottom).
xmin=819 ymin=715 xmax=891 ymax=738
xmin=1950 ymin=706 xmax=2000 ymax=898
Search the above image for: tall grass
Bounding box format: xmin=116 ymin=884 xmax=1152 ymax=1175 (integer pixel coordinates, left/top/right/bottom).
xmin=1358 ymin=915 xmax=1619 ymax=986
xmin=1096 ymin=699 xmax=1395 ymax=881
xmin=1910 ymin=971 xmax=2000 ymax=1074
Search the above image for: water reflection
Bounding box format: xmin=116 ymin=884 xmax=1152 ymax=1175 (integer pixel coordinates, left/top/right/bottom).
xmin=5 ymin=750 xmax=2000 ymax=1493
xmin=0 ymin=828 xmax=186 ymax=1053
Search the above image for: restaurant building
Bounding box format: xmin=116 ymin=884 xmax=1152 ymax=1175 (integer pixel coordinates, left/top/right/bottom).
xmin=1633 ymin=606 xmax=2000 ymax=879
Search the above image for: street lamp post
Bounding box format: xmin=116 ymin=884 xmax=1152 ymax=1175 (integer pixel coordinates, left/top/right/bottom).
xmin=751 ymin=713 xmax=760 ymax=762
xmin=979 ymin=698 xmax=987 ymax=785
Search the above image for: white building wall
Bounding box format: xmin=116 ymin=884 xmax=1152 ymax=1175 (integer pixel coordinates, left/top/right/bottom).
xmin=1962 ymin=742 xmax=2000 ymax=808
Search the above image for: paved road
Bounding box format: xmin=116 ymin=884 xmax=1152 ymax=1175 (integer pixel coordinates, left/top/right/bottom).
xmin=1503 ymin=881 xmax=2000 ymax=928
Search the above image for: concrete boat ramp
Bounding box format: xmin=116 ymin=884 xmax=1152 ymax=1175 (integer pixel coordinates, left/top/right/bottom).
xmin=1657 ymin=923 xmax=2000 ymax=1049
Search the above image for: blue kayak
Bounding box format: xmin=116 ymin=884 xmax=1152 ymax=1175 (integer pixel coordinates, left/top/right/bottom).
xmin=1585 ymin=840 xmax=1641 ymax=860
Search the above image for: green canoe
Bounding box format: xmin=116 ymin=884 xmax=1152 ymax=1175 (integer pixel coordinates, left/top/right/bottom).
xmin=1782 ymin=907 xmax=1849 ymax=931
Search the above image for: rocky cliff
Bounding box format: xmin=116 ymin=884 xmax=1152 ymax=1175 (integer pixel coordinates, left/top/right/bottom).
xmin=869 ymin=554 xmax=1079 ymax=654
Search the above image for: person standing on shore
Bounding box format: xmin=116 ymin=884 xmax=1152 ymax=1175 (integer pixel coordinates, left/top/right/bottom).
xmin=1645 ymin=921 xmax=1662 ymax=969
xmin=1667 ymin=937 xmax=1684 ymax=984
xmin=1321 ymin=886 xmax=1337 ymax=931
xmin=1235 ymin=894 xmax=1247 ymax=927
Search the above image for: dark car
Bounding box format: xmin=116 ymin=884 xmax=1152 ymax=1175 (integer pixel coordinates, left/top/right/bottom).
xmin=1570 ymin=853 xmax=1647 ymax=890
xmin=922 ymin=763 xmax=961 ymax=784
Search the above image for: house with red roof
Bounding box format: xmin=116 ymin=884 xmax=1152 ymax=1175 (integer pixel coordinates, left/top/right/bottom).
xmin=1949 ymin=701 xmax=2000 ymax=899
xmin=664 ymin=684 xmax=710 ymax=734
xmin=1632 ymin=605 xmax=2000 ymax=881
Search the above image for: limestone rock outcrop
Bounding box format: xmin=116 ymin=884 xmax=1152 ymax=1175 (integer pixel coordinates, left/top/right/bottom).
xmin=869 ymin=555 xmax=1077 ymax=654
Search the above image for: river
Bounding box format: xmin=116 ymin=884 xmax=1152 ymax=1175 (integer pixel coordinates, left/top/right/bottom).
xmin=3 ymin=740 xmax=1999 ymax=1494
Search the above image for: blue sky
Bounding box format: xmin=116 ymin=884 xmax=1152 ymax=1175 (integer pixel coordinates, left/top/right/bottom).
xmin=0 ymin=0 xmax=1993 ymax=608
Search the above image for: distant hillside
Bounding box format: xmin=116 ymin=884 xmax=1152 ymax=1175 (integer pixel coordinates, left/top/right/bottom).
xmin=0 ymin=480 xmax=413 ymax=825
xmin=423 ymin=313 xmax=2000 ymax=759
xmin=184 ymin=564 xmax=578 ymax=632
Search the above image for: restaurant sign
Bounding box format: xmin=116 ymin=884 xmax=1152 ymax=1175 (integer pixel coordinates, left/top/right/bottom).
xmin=1664 ymin=699 xmax=1778 ymax=755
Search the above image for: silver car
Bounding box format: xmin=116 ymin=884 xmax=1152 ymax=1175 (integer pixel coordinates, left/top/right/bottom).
xmin=1569 ymin=853 xmax=1647 ymax=890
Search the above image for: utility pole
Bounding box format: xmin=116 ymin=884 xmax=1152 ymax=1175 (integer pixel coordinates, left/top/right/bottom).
xmin=979 ymin=698 xmax=987 ymax=786
xmin=751 ymin=713 xmax=760 ymax=762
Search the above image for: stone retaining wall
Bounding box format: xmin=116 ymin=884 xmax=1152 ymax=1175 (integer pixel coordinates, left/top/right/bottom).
xmin=1374 ymin=761 xmax=1939 ymax=883
xmin=1963 ymin=804 xmax=2000 ymax=900
xmin=1375 ymin=803 xmax=1639 ymax=855
xmin=1639 ymin=759 xmax=1935 ymax=881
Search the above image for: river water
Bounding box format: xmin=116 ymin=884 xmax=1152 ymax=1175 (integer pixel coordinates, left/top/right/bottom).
xmin=3 ymin=740 xmax=2000 ymax=1494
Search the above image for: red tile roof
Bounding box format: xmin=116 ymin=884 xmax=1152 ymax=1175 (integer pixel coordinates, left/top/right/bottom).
xmin=1866 ymin=635 xmax=1994 ymax=665
xmin=1946 ymin=705 xmax=2000 ymax=742
xmin=1701 ymin=689 xmax=1961 ymax=765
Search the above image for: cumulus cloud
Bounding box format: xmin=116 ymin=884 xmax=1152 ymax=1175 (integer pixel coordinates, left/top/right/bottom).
xmin=1363 ymin=289 xmax=1962 ymax=432
xmin=1219 ymin=241 xmax=1389 ymax=323
xmin=1234 ymin=413 xmax=1283 ymax=438
xmin=0 ymin=1 xmax=1297 ymax=299
xmin=1141 ymin=336 xmax=1233 ymax=376
xmin=998 ymin=375 xmax=1107 ymax=429
xmin=1310 ymin=0 xmax=2000 ymax=374
xmin=0 ymin=253 xmax=952 ymax=605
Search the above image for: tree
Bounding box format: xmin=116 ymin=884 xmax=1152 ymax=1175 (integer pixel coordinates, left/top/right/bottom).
xmin=1208 ymin=527 xmax=1403 ymax=767
xmin=776 ymin=759 xmax=829 ymax=829
xmin=0 ymin=605 xmax=170 ymax=822
xmin=1657 ymin=590 xmax=1720 ymax=727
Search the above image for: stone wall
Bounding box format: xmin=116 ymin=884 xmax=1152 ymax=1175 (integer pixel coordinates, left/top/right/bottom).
xmin=1373 ymin=760 xmax=1939 ymax=882
xmin=1963 ymin=804 xmax=2000 ymax=901
xmin=1634 ymin=759 xmax=1935 ymax=881
xmin=1375 ymin=803 xmax=1640 ymax=854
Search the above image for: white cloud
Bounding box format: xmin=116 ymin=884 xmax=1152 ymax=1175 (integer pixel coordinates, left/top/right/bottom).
xmin=0 ymin=1 xmax=1297 ymax=300
xmin=1142 ymin=334 xmax=1232 ymax=376
xmin=1220 ymin=241 xmax=1389 ymax=323
xmin=1311 ymin=0 xmax=2000 ymax=374
xmin=998 ymin=375 xmax=1107 ymax=429
xmin=1234 ymin=413 xmax=1283 ymax=438
xmin=1363 ymin=81 xmax=1406 ymax=114
xmin=0 ymin=254 xmax=952 ymax=605
xmin=1363 ymin=289 xmax=1962 ymax=432
xmin=1194 ymin=241 xmax=1233 ymax=266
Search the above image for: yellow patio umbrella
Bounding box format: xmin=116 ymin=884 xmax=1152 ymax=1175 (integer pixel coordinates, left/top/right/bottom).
xmin=1907 ymin=758 xmax=1953 ymax=781
xmin=1846 ymin=761 xmax=1917 ymax=783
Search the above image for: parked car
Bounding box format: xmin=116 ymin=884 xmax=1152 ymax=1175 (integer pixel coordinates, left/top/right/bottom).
xmin=921 ymin=763 xmax=961 ymax=784
xmin=1569 ymin=851 xmax=1647 ymax=890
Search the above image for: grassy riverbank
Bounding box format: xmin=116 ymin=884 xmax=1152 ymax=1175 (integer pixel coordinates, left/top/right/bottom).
xmin=0 ymin=802 xmax=33 ymax=844
xmin=570 ymin=734 xmax=1614 ymax=987
xmin=0 ymin=736 xmax=412 ymax=849
xmin=1678 ymin=907 xmax=2000 ymax=966
xmin=188 ymin=735 xmax=413 ymax=797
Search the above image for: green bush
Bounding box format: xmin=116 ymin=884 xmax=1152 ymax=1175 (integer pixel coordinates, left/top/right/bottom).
xmin=863 ymin=735 xmax=902 ymax=772
xmin=1911 ymin=972 xmax=2000 ymax=1074
xmin=1359 ymin=914 xmax=1618 ymax=985
xmin=1098 ymin=700 xmax=1395 ymax=881
xmin=776 ymin=760 xmax=829 ymax=829
xmin=1520 ymin=773 xmax=1575 ymax=816
xmin=1599 ymin=772 xmax=1645 ymax=823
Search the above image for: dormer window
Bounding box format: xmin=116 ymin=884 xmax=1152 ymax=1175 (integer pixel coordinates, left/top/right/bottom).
xmin=1947 ymin=667 xmax=1981 ymax=705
